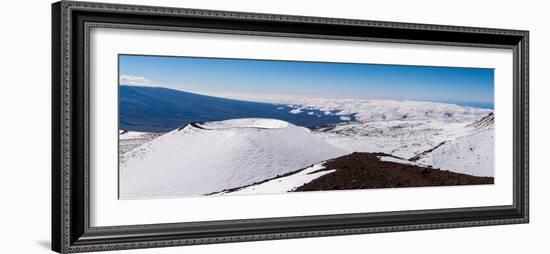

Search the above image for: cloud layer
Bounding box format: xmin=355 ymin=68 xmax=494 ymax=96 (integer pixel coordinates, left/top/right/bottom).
xmin=120 ymin=75 xmax=152 ymax=86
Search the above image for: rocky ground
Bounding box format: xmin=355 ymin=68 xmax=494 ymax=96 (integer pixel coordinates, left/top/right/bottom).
xmin=294 ymin=152 xmax=493 ymax=192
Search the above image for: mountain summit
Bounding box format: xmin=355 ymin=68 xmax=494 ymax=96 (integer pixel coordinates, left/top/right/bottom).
xmin=119 ymin=118 xmax=346 ymax=199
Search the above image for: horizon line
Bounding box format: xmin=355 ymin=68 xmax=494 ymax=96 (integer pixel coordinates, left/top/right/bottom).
xmin=119 ymin=84 xmax=494 ymax=110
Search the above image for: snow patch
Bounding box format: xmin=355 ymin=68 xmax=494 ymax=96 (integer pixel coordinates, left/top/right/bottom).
xmin=216 ymin=163 xmax=335 ymax=195
xmin=378 ymin=155 xmax=418 ymax=166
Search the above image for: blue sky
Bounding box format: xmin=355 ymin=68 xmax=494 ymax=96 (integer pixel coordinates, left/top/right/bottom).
xmin=119 ymin=54 xmax=494 ymax=107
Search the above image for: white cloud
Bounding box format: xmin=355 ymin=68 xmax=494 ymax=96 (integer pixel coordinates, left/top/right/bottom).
xmin=120 ymin=75 xmax=152 ymax=86
xmin=340 ymin=116 xmax=351 ymax=121
xmin=289 ymin=108 xmax=303 ymax=114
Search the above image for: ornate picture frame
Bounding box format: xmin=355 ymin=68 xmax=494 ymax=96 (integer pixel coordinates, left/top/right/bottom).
xmin=52 ymin=1 xmax=529 ymax=253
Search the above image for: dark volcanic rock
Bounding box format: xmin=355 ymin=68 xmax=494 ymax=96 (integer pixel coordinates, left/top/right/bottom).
xmin=294 ymin=152 xmax=493 ymax=192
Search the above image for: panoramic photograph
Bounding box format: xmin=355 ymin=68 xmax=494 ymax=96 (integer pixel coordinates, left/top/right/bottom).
xmin=118 ymin=54 xmax=495 ymax=199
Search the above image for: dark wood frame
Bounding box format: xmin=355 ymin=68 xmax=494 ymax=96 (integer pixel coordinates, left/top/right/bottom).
xmin=52 ymin=1 xmax=529 ymax=253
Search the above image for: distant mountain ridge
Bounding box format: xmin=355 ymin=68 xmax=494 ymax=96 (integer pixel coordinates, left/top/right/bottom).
xmin=119 ymin=85 xmax=349 ymax=132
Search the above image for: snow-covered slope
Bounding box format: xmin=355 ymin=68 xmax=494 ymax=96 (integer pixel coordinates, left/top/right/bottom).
xmin=119 ymin=130 xmax=163 ymax=156
xmin=414 ymin=128 xmax=494 ymax=176
xmin=190 ymin=96 xmax=492 ymax=159
xmin=313 ymin=111 xmax=495 ymax=176
xmin=412 ymin=114 xmax=495 ymax=177
xmin=466 ymin=112 xmax=494 ymax=129
xmin=119 ymin=118 xmax=347 ymax=199
xmin=314 ymin=120 xmax=471 ymax=158
xmin=309 ymin=99 xmax=492 ymax=158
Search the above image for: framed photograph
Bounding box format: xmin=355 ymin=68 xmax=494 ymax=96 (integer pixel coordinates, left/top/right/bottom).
xmin=52 ymin=1 xmax=529 ymax=253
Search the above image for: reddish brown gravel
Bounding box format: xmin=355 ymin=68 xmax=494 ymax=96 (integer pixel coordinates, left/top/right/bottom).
xmin=294 ymin=152 xmax=493 ymax=192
